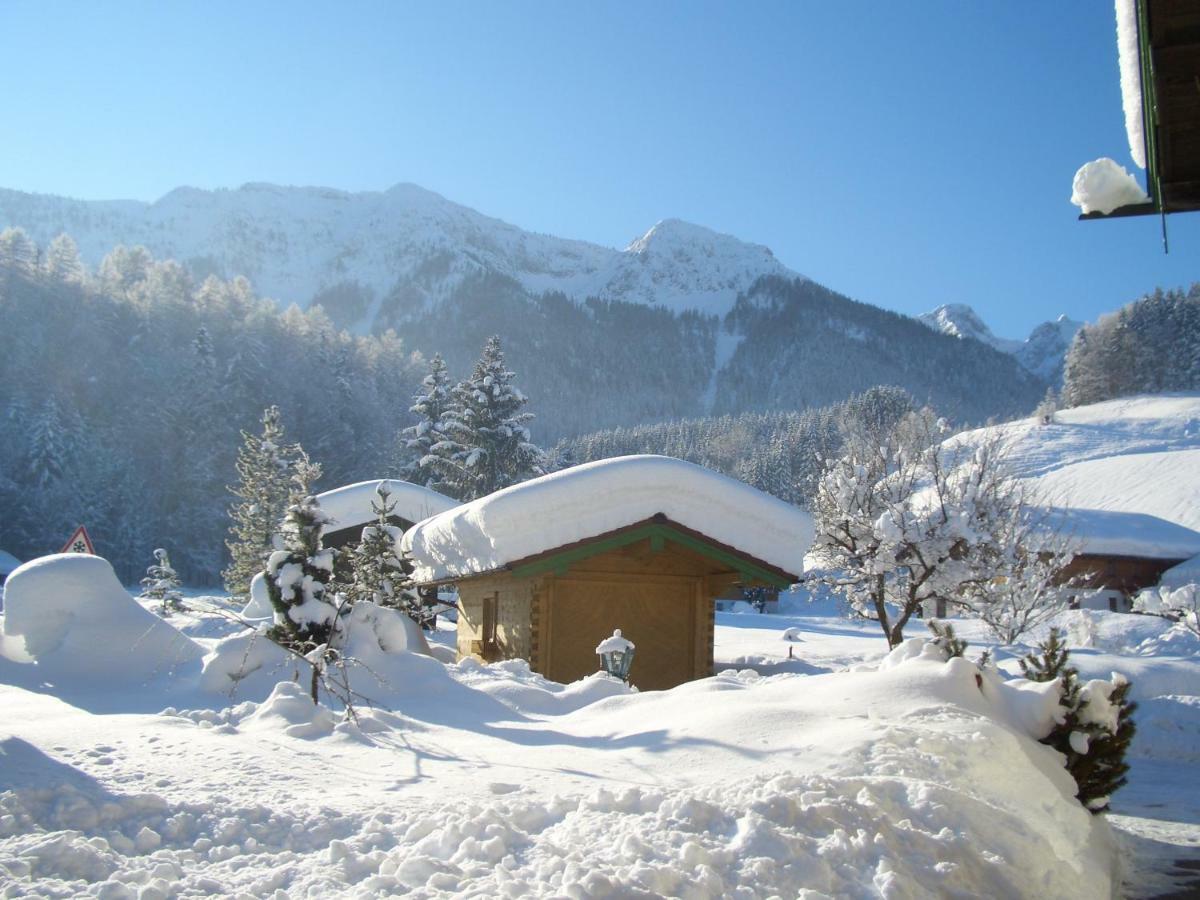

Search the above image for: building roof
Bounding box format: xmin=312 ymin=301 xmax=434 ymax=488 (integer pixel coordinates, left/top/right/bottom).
xmin=401 ymin=455 xmax=813 ymax=585
xmin=0 ymin=550 xmax=20 ymax=576
xmin=1040 ymin=506 xmax=1200 ymax=561
xmin=316 ymin=479 xmax=458 ymax=534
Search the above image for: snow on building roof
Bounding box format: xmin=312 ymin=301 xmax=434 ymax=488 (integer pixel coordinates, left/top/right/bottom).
xmin=0 ymin=550 xmax=20 ymax=576
xmin=1116 ymin=0 xmax=1147 ymax=169
xmin=1160 ymin=553 xmax=1200 ymax=590
xmin=401 ymin=455 xmax=814 ymax=584
xmin=1039 ymin=507 xmax=1200 ymax=561
xmin=316 ymin=479 xmax=458 ymax=533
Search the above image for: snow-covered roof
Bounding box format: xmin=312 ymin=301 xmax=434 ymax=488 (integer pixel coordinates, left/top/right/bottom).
xmin=1039 ymin=507 xmax=1200 ymax=561
xmin=0 ymin=550 xmax=20 ymax=576
xmin=1116 ymin=0 xmax=1147 ymax=169
xmin=401 ymin=455 xmax=814 ymax=584
xmin=316 ymin=479 xmax=458 ymax=533
xmin=1160 ymin=553 xmax=1200 ymax=590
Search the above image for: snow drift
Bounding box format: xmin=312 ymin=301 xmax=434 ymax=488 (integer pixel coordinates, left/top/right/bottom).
xmin=0 ymin=554 xmax=203 ymax=684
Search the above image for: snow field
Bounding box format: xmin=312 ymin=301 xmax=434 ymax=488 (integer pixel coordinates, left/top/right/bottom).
xmin=8 ymin=554 xmax=1200 ymax=896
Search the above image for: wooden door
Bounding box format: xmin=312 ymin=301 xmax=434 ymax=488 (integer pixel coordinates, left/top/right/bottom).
xmin=547 ymin=575 xmax=697 ymax=691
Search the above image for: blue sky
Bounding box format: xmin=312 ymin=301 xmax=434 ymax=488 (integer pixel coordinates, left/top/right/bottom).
xmin=1 ymin=1 xmax=1195 ymax=336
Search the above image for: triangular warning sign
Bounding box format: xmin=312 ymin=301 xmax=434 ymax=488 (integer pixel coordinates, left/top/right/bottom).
xmin=60 ymin=525 xmax=95 ymax=555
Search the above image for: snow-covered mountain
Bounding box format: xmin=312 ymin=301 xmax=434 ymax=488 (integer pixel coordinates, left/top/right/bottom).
xmin=0 ymin=182 xmax=1047 ymax=432
xmin=0 ymin=183 xmax=795 ymax=331
xmin=919 ymin=303 xmax=1083 ymax=382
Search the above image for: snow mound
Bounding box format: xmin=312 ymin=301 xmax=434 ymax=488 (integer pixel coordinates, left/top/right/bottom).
xmin=1070 ymin=157 xmax=1149 ymax=215
xmin=239 ymin=572 xmax=273 ymax=620
xmin=0 ymin=555 xmax=203 ymax=684
xmin=453 ymin=658 xmax=634 ymax=715
xmin=242 ymin=681 xmax=338 ymax=739
xmin=403 ymin=455 xmax=813 ymax=583
xmin=1161 ymin=553 xmax=1200 ymax=591
xmin=199 ymin=629 xmax=297 ymax=699
xmin=316 ymin=478 xmax=458 ymax=532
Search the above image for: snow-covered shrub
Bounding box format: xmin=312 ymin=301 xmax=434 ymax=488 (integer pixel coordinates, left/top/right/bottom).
xmin=140 ymin=547 xmax=184 ymax=615
xmin=1019 ymin=628 xmax=1136 ymax=812
xmin=1134 ymin=583 xmax=1200 ymax=638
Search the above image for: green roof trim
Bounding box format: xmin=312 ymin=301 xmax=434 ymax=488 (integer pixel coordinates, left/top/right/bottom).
xmin=508 ymin=521 xmax=793 ymax=589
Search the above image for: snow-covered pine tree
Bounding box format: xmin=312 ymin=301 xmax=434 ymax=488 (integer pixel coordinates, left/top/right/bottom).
xmin=43 ymin=233 xmax=85 ymax=285
xmin=265 ymin=456 xmax=340 ymax=649
xmin=1020 ymin=628 xmax=1136 ymax=813
xmin=140 ymin=548 xmax=184 ymax=615
xmin=223 ymin=406 xmax=300 ymax=598
xmin=433 ymin=336 xmax=546 ymax=500
xmin=343 ymin=484 xmax=419 ymax=617
xmin=397 ymin=353 xmax=451 ymax=488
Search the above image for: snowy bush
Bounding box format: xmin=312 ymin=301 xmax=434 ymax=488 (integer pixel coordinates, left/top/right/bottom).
xmin=140 ymin=548 xmax=184 ymax=615
xmin=1019 ymin=628 xmax=1136 ymax=812
xmin=1134 ymin=583 xmax=1200 ymax=638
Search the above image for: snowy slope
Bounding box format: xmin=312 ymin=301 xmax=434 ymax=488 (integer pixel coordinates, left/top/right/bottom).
xmin=956 ymin=394 xmax=1200 ymax=531
xmin=0 ymin=183 xmax=797 ymax=330
xmin=919 ymin=303 xmax=1083 ymax=381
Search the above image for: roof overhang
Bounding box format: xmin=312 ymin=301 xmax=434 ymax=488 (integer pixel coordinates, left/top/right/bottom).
xmin=1082 ymin=0 xmax=1200 ymax=223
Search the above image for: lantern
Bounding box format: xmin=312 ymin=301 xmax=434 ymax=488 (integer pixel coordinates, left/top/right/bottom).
xmin=595 ymin=628 xmax=636 ymax=682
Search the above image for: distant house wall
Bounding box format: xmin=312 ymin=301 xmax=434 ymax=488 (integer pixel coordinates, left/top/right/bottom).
xmin=1058 ymin=553 xmax=1186 ymax=602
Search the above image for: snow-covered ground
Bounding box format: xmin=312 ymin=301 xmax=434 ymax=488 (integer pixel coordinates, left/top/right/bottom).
xmin=1 ymin=567 xmax=1198 ymax=897
xmin=956 ymin=394 xmax=1200 ymax=532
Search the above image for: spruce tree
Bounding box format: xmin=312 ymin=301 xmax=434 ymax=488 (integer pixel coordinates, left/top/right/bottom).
xmin=140 ymin=548 xmax=184 ymax=615
xmin=926 ymin=620 xmax=967 ymax=658
xmin=1020 ymin=628 xmax=1137 ymax=813
xmin=433 ymin=336 xmax=546 ymax=500
xmin=397 ymin=353 xmax=451 ymax=488
xmin=343 ymin=485 xmax=417 ymax=615
xmin=265 ymin=456 xmax=339 ymax=650
xmin=223 ymin=406 xmax=300 ymax=598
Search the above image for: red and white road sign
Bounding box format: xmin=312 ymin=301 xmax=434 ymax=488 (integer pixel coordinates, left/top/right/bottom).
xmin=60 ymin=525 xmax=95 ymax=555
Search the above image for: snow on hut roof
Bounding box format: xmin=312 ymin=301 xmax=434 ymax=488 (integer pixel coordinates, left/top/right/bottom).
xmin=1160 ymin=553 xmax=1200 ymax=590
xmin=0 ymin=550 xmax=20 ymax=576
xmin=401 ymin=455 xmax=814 ymax=584
xmin=316 ymin=479 xmax=458 ymax=533
xmin=1039 ymin=507 xmax=1200 ymax=561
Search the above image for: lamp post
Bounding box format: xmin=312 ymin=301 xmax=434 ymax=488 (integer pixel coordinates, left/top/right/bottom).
xmin=595 ymin=629 xmax=636 ymax=682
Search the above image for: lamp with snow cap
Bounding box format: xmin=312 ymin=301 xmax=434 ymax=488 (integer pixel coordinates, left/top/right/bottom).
xmin=595 ymin=629 xmax=635 ymax=682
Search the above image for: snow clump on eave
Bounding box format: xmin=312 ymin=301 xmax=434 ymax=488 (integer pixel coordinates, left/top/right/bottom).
xmin=1071 ymin=157 xmax=1149 ymax=215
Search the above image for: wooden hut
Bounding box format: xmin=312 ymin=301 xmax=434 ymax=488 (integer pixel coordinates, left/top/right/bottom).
xmin=401 ymin=456 xmax=811 ymax=691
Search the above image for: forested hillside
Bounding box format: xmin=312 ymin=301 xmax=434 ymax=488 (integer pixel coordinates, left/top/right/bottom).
xmin=713 ymin=277 xmax=1046 ymax=422
xmin=1062 ymin=283 xmax=1200 ymax=407
xmin=556 ymin=386 xmax=918 ymax=508
xmin=0 ymin=235 xmax=422 ymax=582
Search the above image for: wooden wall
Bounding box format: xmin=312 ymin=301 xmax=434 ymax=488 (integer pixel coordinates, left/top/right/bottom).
xmin=455 ymin=537 xmax=743 ymax=691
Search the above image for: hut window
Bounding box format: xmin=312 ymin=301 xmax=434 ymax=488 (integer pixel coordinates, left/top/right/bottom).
xmin=482 ymin=593 xmax=498 ymax=648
